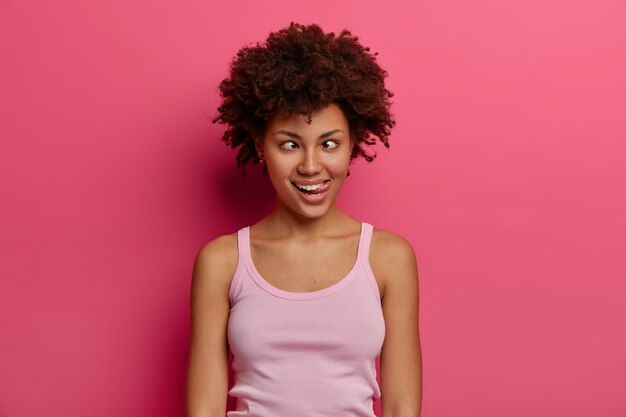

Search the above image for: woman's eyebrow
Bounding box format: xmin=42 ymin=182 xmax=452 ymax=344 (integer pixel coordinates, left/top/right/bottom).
xmin=273 ymin=129 xmax=344 ymax=139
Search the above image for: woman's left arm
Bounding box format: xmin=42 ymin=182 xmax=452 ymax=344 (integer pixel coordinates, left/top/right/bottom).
xmin=372 ymin=231 xmax=423 ymax=417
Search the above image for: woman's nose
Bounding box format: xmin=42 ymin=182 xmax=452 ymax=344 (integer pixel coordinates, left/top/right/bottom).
xmin=297 ymin=150 xmax=322 ymax=175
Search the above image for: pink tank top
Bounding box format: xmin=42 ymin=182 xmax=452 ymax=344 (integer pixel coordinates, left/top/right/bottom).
xmin=227 ymin=221 xmax=385 ymax=417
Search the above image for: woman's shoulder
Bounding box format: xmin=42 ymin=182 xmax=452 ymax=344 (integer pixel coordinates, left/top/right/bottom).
xmin=192 ymin=231 xmax=239 ymax=292
xmin=369 ymin=225 xmax=418 ymax=298
xmin=370 ymin=225 xmax=415 ymax=257
xmin=197 ymin=231 xmax=239 ymax=255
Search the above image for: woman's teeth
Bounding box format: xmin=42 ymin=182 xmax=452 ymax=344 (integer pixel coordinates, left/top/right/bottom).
xmin=292 ymin=181 xmax=329 ymax=194
xmin=296 ymin=183 xmax=324 ymax=191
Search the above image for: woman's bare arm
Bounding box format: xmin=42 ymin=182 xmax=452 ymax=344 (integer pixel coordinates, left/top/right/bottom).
xmin=372 ymin=230 xmax=423 ymax=417
xmin=187 ymin=234 xmax=237 ymax=417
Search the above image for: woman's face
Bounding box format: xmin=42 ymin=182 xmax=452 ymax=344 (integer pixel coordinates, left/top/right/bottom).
xmin=259 ymin=103 xmax=352 ymax=220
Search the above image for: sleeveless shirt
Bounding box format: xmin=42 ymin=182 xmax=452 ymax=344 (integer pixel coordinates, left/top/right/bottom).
xmin=226 ymin=222 xmax=386 ymax=417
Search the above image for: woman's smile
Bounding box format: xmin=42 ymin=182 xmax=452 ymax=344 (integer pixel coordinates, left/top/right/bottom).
xmin=290 ymin=180 xmax=332 ymax=204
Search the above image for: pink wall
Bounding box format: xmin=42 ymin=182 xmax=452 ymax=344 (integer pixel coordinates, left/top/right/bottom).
xmin=1 ymin=0 xmax=625 ymax=416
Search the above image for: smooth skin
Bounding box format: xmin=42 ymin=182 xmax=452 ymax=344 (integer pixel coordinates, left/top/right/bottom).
xmin=186 ymin=103 xmax=422 ymax=417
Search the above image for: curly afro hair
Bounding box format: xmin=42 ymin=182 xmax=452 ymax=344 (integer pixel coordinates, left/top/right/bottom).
xmin=213 ymin=22 xmax=395 ymax=176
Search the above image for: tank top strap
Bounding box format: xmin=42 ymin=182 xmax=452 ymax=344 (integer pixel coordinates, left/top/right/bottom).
xmin=357 ymin=222 xmax=382 ymax=303
xmin=230 ymin=227 xmax=250 ymax=302
xmin=239 ymin=225 xmax=255 ymax=274
xmin=239 ymin=226 xmax=251 ymax=260
xmin=357 ymin=222 xmax=374 ymax=266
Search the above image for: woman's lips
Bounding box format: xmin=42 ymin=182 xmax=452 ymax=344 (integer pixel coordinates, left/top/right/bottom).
xmin=290 ymin=180 xmax=331 ymax=203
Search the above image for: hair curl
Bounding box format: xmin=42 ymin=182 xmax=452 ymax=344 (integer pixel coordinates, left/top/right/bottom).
xmin=213 ymin=22 xmax=395 ymax=176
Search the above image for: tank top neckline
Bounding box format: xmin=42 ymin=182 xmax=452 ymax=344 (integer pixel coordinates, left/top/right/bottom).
xmin=241 ymin=222 xmax=371 ymax=301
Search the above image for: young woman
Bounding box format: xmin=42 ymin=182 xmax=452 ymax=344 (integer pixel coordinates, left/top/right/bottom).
xmin=187 ymin=23 xmax=422 ymax=417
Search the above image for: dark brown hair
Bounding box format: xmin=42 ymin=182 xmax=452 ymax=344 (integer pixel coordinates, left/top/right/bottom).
xmin=213 ymin=22 xmax=395 ymax=176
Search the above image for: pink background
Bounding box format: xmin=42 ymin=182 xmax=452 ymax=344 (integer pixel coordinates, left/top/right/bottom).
xmin=1 ymin=0 xmax=625 ymax=416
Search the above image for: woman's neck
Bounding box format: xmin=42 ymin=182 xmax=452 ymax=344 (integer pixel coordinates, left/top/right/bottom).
xmin=258 ymin=201 xmax=356 ymax=239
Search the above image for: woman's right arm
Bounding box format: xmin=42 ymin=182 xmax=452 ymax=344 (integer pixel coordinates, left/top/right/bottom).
xmin=186 ymin=235 xmax=237 ymax=417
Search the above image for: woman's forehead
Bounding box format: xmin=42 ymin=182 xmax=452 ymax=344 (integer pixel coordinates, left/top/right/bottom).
xmin=266 ymin=103 xmax=349 ymax=133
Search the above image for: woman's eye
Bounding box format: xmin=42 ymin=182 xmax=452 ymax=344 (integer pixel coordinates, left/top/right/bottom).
xmin=322 ymin=140 xmax=339 ymax=149
xmin=279 ymin=141 xmax=298 ymax=150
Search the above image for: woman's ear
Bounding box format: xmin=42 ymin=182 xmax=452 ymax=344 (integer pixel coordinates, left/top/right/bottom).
xmin=254 ymin=136 xmax=264 ymax=159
